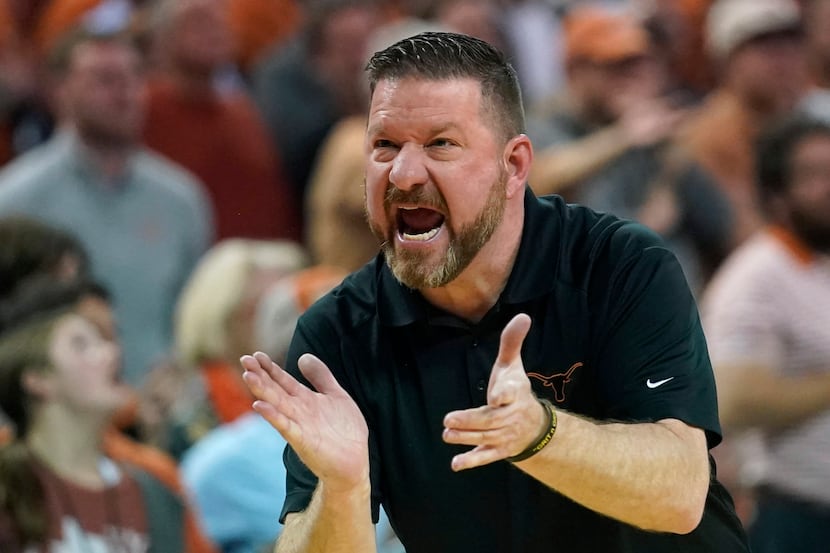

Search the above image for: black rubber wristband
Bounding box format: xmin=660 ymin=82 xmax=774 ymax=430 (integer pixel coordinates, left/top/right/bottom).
xmin=506 ymin=398 xmax=557 ymax=463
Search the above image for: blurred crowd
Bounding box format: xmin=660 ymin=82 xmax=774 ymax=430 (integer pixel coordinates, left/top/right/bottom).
xmin=0 ymin=0 xmax=829 ymax=552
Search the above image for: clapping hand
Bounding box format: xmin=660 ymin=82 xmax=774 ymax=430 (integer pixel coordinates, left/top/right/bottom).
xmin=241 ymin=352 xmax=370 ymax=492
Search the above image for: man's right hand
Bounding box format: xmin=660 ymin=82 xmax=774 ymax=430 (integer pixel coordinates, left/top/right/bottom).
xmin=240 ymin=351 xmax=370 ymax=493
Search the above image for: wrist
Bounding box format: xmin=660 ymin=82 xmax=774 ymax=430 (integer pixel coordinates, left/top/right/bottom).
xmin=320 ymin=474 xmax=372 ymax=505
xmin=506 ymin=398 xmax=557 ymax=463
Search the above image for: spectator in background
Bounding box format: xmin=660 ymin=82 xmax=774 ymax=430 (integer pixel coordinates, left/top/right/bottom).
xmin=140 ymin=239 xmax=308 ymax=459
xmin=0 ymin=29 xmax=213 ymax=385
xmin=181 ymin=265 xmax=354 ymax=553
xmin=0 ymin=216 xmax=88 ymax=301
xmin=426 ymin=0 xmax=504 ymax=51
xmin=226 ymin=0 xmax=301 ymax=77
xmin=679 ymin=0 xmax=807 ymax=248
xmin=527 ymin=4 xmax=733 ymax=293
xmin=801 ymin=0 xmax=830 ymax=122
xmin=0 ymin=279 xmax=189 ymax=552
xmin=251 ymin=0 xmax=380 ymax=228
xmin=701 ymin=115 xmax=830 ymax=553
xmin=0 ymin=224 xmax=218 ymax=552
xmin=0 ymin=0 xmax=56 ymax=165
xmin=642 ymin=0 xmax=709 ymax=103
xmin=0 ymin=216 xmax=88 ymax=448
xmin=143 ymin=0 xmax=301 ymax=242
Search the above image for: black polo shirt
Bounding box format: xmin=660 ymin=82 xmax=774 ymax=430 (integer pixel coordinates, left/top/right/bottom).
xmin=279 ymin=188 xmax=749 ymax=552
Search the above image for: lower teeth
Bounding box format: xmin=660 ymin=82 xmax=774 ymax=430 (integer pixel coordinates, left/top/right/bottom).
xmin=401 ymin=227 xmax=440 ymax=241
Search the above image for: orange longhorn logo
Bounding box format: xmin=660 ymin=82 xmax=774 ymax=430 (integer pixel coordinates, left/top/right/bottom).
xmin=527 ymin=362 xmax=583 ymax=403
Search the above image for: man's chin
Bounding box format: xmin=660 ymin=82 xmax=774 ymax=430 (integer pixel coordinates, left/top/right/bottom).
xmin=385 ymin=247 xmax=447 ymax=289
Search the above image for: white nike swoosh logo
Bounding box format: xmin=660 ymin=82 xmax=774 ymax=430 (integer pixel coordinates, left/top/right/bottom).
xmin=646 ymin=377 xmax=675 ymax=389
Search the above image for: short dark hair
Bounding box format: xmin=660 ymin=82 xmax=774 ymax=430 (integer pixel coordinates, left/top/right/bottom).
xmin=46 ymin=27 xmax=137 ymax=78
xmin=0 ymin=216 xmax=89 ymax=301
xmin=365 ymin=31 xmax=526 ymax=141
xmin=756 ymin=114 xmax=830 ymax=210
xmin=0 ymin=276 xmax=109 ymax=337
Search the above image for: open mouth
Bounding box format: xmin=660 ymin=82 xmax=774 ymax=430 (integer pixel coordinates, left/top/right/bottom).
xmin=396 ymin=206 xmax=446 ymax=241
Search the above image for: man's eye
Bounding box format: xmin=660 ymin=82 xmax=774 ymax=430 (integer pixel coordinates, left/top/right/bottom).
xmin=374 ymin=140 xmax=396 ymax=149
xmin=430 ymin=139 xmax=454 ymax=148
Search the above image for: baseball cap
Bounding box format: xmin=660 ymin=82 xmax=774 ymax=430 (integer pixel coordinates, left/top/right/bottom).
xmin=563 ymin=6 xmax=651 ymax=65
xmin=706 ymin=0 xmax=802 ymax=61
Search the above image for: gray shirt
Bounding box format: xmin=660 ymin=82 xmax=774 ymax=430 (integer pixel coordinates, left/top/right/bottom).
xmin=0 ymin=130 xmax=213 ymax=384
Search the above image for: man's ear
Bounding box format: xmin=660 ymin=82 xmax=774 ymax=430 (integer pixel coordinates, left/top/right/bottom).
xmin=503 ymin=134 xmax=534 ymax=199
xmin=21 ymin=368 xmax=54 ymax=400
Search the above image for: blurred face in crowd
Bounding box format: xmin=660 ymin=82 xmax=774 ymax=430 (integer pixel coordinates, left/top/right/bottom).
xmin=436 ymin=0 xmax=502 ymax=50
xmin=364 ymin=77 xmax=510 ymax=289
xmin=41 ymin=314 xmax=129 ymax=415
xmin=784 ymin=132 xmax=830 ymax=253
xmin=167 ymin=0 xmax=233 ymax=75
xmin=62 ymin=39 xmax=145 ymax=149
xmin=805 ymin=0 xmax=830 ymax=74
xmin=314 ymin=5 xmax=379 ymax=114
xmin=568 ymin=54 xmax=665 ymax=125
xmin=728 ymin=30 xmax=807 ymax=115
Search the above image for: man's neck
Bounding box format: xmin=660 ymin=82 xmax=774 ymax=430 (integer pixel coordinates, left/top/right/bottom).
xmin=420 ymin=202 xmax=524 ymax=323
xmin=71 ymin=129 xmax=134 ymax=182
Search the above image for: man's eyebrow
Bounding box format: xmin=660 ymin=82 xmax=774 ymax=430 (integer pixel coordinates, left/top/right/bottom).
xmin=427 ymin=123 xmax=460 ymax=135
xmin=366 ymin=122 xmax=461 ymax=136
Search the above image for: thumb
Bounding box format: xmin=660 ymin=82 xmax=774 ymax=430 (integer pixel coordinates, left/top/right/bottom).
xmin=488 ymin=314 xmax=532 ymax=407
xmin=297 ymin=353 xmax=341 ymax=394
xmin=495 ymin=313 xmax=531 ymax=369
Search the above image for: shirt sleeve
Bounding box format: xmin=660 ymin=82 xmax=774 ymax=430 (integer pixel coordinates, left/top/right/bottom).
xmin=590 ymin=231 xmax=722 ymax=447
xmin=278 ymin=316 xmax=325 ymax=523
xmin=278 ymin=309 xmax=385 ymax=525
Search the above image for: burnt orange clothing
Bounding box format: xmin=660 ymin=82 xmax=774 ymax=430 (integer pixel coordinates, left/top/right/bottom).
xmin=676 ymin=0 xmax=717 ymax=94
xmin=679 ymin=89 xmax=764 ymax=247
xmin=103 ymin=428 xmax=219 ymax=553
xmin=0 ymin=0 xmax=15 ymax=47
xmin=228 ymin=0 xmax=301 ymax=72
xmin=33 ymin=0 xmax=102 ymax=57
xmin=201 ymin=359 xmax=253 ymax=424
xmin=143 ymin=78 xmax=301 ymax=242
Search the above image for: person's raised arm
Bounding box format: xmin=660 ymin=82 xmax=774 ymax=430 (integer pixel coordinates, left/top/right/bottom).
xmin=442 ymin=314 xmax=710 ymax=534
xmin=241 ymin=352 xmax=376 ymax=553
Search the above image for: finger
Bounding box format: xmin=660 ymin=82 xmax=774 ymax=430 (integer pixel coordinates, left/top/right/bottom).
xmin=240 ymin=353 xmax=268 ymax=373
xmin=242 ymin=370 xmax=297 ymax=420
xmin=297 ymin=353 xmax=343 ymax=395
xmin=245 ymin=352 xmax=307 ymax=397
xmin=495 ymin=313 xmax=531 ymax=369
xmin=252 ymin=400 xmax=302 ymax=443
xmin=451 ymin=446 xmax=505 ymax=472
xmin=442 ymin=427 xmax=503 ymax=447
xmin=488 ymin=314 xmax=531 ymax=406
xmin=444 ymin=405 xmax=505 ymax=431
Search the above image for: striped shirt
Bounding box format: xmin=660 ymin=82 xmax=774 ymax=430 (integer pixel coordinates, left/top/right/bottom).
xmin=702 ymin=228 xmax=830 ymax=505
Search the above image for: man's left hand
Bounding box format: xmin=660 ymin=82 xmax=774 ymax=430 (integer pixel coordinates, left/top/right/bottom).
xmin=442 ymin=313 xmax=548 ymax=471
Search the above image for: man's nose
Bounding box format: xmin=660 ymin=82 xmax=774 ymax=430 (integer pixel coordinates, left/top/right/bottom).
xmin=389 ymin=143 xmax=429 ymax=191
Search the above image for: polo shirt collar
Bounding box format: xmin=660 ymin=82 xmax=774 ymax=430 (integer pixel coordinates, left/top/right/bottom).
xmin=377 ymin=186 xmax=560 ymax=327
